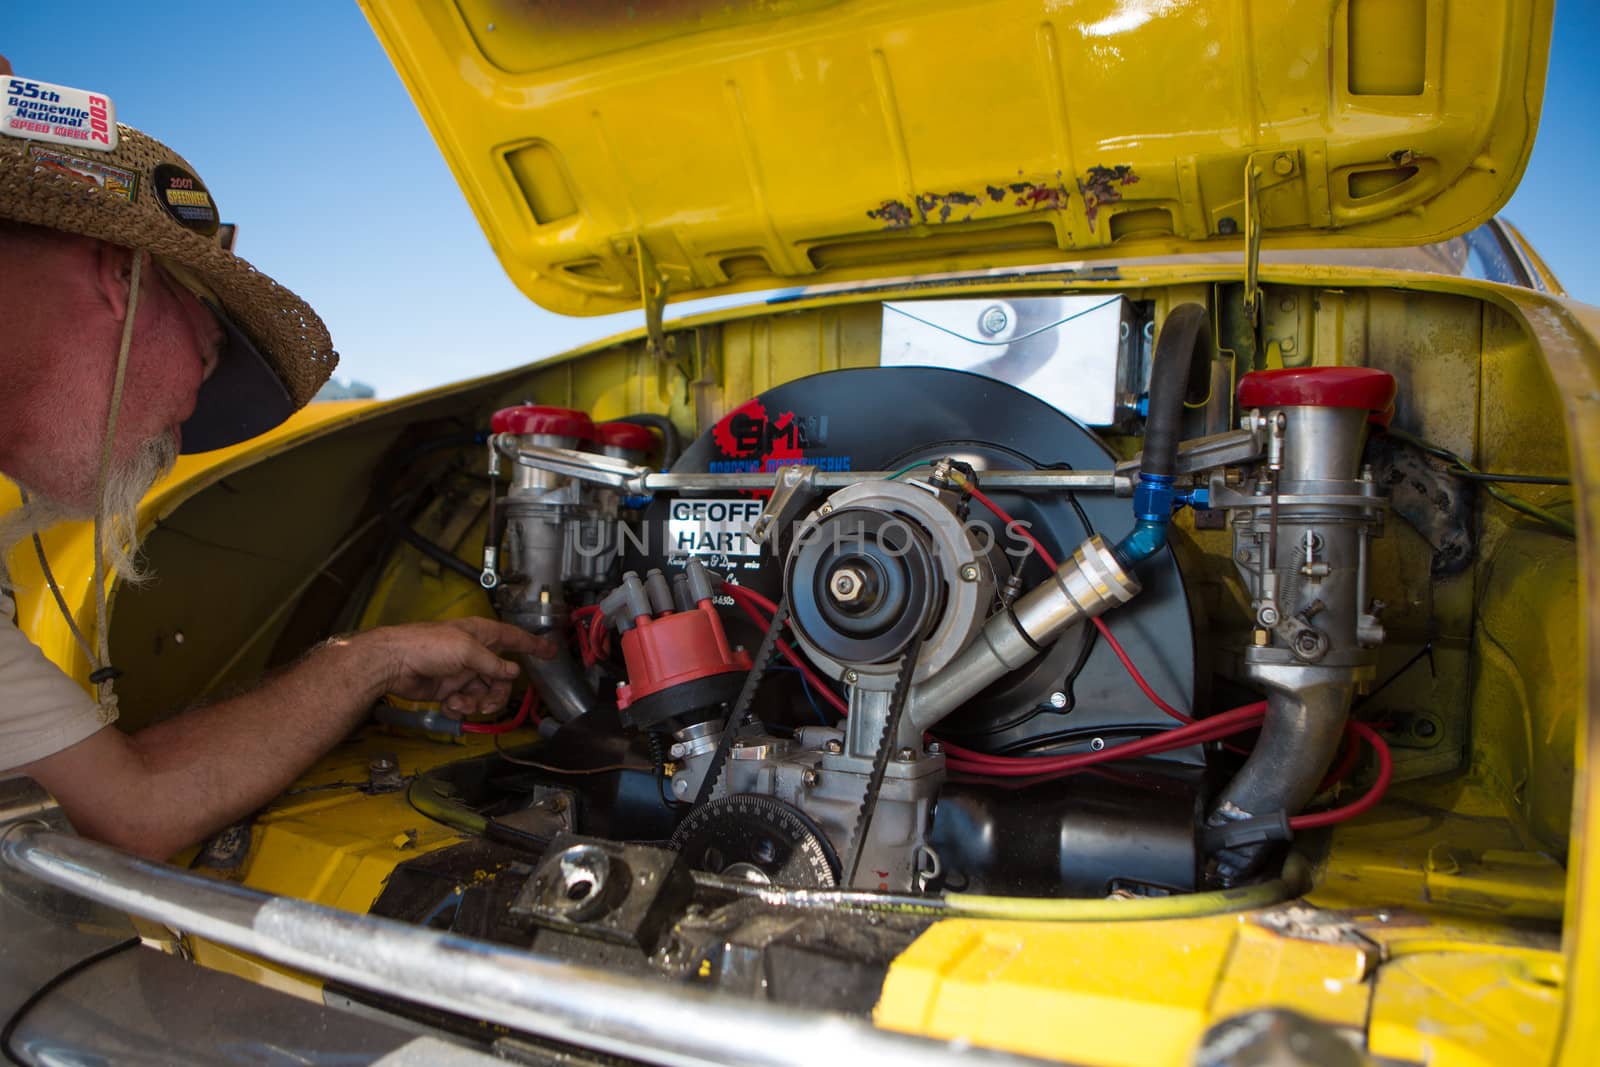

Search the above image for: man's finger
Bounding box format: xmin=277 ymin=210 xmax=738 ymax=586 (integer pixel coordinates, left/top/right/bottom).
xmin=448 ymin=617 xmax=557 ymax=659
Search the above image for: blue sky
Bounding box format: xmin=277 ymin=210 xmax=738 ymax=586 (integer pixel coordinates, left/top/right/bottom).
xmin=7 ymin=2 xmax=1596 ymax=397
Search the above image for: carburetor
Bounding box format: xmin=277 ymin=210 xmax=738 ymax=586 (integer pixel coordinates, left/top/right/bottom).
xmin=486 ymin=405 xmax=650 ymax=722
xmin=1205 ymin=367 xmax=1397 ymax=882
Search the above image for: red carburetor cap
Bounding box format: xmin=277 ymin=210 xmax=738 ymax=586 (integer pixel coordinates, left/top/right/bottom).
xmin=594 ymin=420 xmax=657 ymax=459
xmin=604 ymin=564 xmax=752 ymax=728
xmin=490 ymin=404 xmax=596 ymax=441
xmin=1236 ymin=367 xmax=1398 ymax=425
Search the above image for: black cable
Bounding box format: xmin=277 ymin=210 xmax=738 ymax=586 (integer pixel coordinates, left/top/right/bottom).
xmin=3 ymin=937 xmax=142 ymax=1064
xmin=1448 ymin=470 xmax=1570 ymax=486
xmin=613 ymin=413 xmax=682 ymax=467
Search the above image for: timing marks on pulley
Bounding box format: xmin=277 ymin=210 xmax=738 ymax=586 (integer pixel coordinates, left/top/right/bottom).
xmin=669 ymin=794 xmax=840 ymax=888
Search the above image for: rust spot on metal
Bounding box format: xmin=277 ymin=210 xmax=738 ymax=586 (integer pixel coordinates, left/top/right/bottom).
xmin=1389 ymin=148 xmax=1420 ymax=168
xmin=1077 ymin=164 xmax=1139 ymax=231
xmin=986 ymin=185 xmax=1006 ymax=203
xmin=867 ymin=199 xmax=914 ymax=228
xmin=1009 ymin=181 xmax=1071 ymax=211
xmin=916 ymin=190 xmax=981 ymax=223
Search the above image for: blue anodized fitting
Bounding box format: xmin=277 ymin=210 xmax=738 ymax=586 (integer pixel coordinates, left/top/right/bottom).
xmin=1115 ymin=472 xmax=1177 ymax=566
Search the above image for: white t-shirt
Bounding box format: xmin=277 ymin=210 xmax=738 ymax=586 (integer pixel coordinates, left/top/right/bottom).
xmin=0 ymin=584 xmax=112 ymax=773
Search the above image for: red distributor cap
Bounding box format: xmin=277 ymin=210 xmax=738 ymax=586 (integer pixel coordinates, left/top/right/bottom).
xmin=490 ymin=405 xmax=596 ymax=439
xmin=595 ymin=421 xmax=658 ymax=453
xmin=1237 ymin=368 xmax=1397 ymax=425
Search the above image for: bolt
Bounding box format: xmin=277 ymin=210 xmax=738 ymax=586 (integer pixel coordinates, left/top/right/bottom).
xmin=1253 ymin=628 xmax=1271 ymax=647
xmin=1279 ymin=295 xmax=1296 ymax=312
xmin=818 ymin=502 xmax=833 ymax=516
xmin=1218 ymin=216 xmax=1238 ymax=235
xmin=368 ymin=757 xmax=396 ymax=773
xmin=669 ymin=742 xmax=688 ymax=759
xmin=673 ymin=777 xmax=690 ymax=796
xmin=802 ymin=768 xmax=819 ymax=787
xmin=173 ymin=630 xmax=185 ymax=646
xmin=897 ymin=747 xmax=916 ymax=762
xmin=979 ymin=305 xmax=1010 ymax=335
xmin=1414 ymin=718 xmax=1438 ymax=739
xmin=1295 ymin=632 xmax=1322 ymax=655
xmin=959 ymin=563 xmax=980 ymax=582
xmin=1281 ymin=337 xmax=1297 ymax=354
xmin=843 ymin=669 xmax=860 ymax=685
xmin=1273 ymin=153 xmax=1294 ymax=176
xmin=1089 ymin=737 xmax=1106 ymax=752
xmin=1048 ymin=691 xmax=1068 ymax=709
xmin=926 ymin=741 xmax=943 ymax=756
xmin=824 ymin=739 xmax=843 ymax=755
xmin=1258 ymin=606 xmax=1281 ymax=627
xmin=830 ymin=568 xmax=863 ymax=602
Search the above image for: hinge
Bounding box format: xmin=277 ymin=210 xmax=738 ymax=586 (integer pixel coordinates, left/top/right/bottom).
xmin=635 ymin=235 xmax=673 ymax=362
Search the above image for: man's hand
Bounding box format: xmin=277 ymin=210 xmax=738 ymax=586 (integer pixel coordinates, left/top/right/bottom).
xmin=353 ymin=617 xmax=556 ymax=717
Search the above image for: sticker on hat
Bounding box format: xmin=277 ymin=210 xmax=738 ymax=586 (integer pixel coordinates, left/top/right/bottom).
xmin=153 ymin=163 xmax=219 ymax=236
xmin=26 ymin=144 xmax=136 ymax=202
xmin=3 ymin=77 xmax=118 ymax=151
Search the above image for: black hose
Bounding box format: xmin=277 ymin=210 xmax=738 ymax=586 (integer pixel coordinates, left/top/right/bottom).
xmin=375 ymin=431 xmax=487 ymax=585
xmin=1141 ymin=303 xmax=1213 ymax=480
xmin=613 ymin=413 xmax=682 ymax=467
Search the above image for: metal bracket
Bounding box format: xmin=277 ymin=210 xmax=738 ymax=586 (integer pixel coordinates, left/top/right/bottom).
xmin=635 ymin=236 xmax=673 ymax=363
xmin=751 ymin=464 xmax=819 ymax=546
xmin=1114 ymin=427 xmax=1265 ymax=482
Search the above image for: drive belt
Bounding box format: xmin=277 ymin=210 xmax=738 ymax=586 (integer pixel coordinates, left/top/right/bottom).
xmin=841 ymin=635 xmax=923 ymax=888
xmin=693 ymin=595 xmax=790 ymax=807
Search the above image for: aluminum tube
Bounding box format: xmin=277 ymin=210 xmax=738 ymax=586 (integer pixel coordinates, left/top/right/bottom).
xmin=504 ymin=443 xmax=1126 ymax=494
xmin=638 ymin=469 xmax=1126 ymax=492
xmin=910 ymin=536 xmax=1139 ymax=731
xmin=908 ymin=609 xmax=1037 ymax=731
xmin=0 ymin=825 xmax=1045 ymax=1067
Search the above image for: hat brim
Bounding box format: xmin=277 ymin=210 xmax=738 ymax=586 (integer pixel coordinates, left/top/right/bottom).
xmin=179 ymin=301 xmax=296 ymax=454
xmin=1 ymin=125 xmax=336 ymax=426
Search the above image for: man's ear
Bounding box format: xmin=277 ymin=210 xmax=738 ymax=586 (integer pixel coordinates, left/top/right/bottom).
xmin=93 ymin=242 xmax=140 ymax=322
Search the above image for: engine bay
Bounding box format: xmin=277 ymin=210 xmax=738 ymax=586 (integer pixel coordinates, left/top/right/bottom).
xmin=89 ymin=280 xmax=1579 ymax=1054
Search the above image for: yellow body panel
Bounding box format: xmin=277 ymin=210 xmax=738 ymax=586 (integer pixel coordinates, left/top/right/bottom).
xmin=358 ymin=0 xmax=1552 ymax=316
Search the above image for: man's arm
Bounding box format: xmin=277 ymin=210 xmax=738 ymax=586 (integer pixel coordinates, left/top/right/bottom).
xmin=18 ymin=617 xmax=553 ymax=861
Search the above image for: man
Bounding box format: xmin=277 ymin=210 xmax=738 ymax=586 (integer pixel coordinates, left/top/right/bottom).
xmin=0 ymin=58 xmax=553 ymax=861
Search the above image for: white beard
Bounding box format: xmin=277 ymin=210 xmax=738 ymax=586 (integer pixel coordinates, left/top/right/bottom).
xmin=0 ymin=430 xmax=178 ymax=589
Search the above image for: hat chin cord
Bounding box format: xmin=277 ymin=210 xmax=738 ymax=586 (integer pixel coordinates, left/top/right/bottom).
xmin=82 ymin=252 xmax=144 ymax=718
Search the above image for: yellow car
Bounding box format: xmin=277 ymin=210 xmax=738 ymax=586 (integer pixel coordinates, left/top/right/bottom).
xmin=4 ymin=2 xmax=1594 ymax=1065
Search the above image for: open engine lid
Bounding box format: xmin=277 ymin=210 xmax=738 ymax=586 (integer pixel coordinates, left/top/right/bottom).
xmin=360 ymin=0 xmax=1553 ymax=317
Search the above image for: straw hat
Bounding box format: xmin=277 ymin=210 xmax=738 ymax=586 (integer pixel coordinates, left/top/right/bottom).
xmin=0 ymin=73 xmax=336 ymax=452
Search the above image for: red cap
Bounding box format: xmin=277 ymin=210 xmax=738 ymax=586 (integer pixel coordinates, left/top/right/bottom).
xmin=1237 ymin=368 xmax=1397 ymax=425
xmin=490 ymin=405 xmax=595 ymax=440
xmin=595 ymin=421 xmax=657 ymax=453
